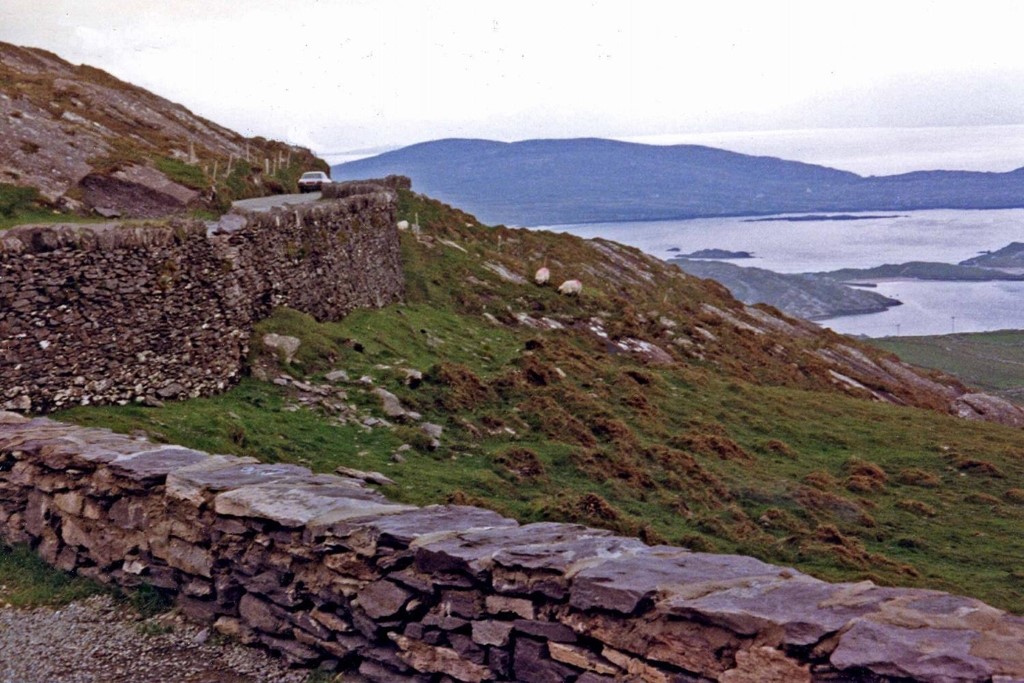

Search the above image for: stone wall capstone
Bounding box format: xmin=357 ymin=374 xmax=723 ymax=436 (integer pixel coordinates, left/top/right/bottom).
xmin=0 ymin=185 xmax=403 ymax=412
xmin=1 ymin=411 xmax=1022 ymax=682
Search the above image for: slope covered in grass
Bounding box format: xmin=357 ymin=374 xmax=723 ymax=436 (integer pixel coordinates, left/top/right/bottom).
xmin=60 ymin=190 xmax=1024 ymax=613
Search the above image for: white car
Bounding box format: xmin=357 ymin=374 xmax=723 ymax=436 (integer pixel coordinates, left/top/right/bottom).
xmin=298 ymin=171 xmax=331 ymax=193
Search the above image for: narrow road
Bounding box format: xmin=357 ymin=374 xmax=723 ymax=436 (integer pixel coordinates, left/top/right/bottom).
xmin=232 ymin=192 xmax=321 ymax=212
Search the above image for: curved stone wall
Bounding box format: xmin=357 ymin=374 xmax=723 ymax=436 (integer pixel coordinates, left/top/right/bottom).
xmin=0 ymin=186 xmax=403 ymax=412
xmin=1 ymin=411 xmax=1021 ymax=682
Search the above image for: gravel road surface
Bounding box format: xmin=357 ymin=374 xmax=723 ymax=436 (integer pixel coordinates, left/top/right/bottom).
xmin=231 ymin=192 xmax=322 ymax=212
xmin=0 ymin=595 xmax=310 ymax=683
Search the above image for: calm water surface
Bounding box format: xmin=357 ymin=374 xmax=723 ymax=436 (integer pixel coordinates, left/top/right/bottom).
xmin=538 ymin=209 xmax=1024 ymax=337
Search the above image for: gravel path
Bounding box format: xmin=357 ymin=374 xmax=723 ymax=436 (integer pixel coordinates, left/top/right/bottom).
xmin=0 ymin=596 xmax=311 ymax=683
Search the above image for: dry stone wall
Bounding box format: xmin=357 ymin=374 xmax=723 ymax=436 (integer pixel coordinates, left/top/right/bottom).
xmin=0 ymin=186 xmax=403 ymax=412
xmin=1 ymin=411 xmax=1022 ymax=683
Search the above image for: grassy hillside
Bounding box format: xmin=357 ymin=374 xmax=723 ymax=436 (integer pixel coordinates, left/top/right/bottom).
xmin=60 ymin=191 xmax=1024 ymax=613
xmin=873 ymin=331 xmax=1024 ymax=403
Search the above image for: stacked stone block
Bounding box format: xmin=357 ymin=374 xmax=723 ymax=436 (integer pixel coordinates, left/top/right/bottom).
xmin=1 ymin=411 xmax=1022 ymax=682
xmin=0 ymin=185 xmax=403 ymax=412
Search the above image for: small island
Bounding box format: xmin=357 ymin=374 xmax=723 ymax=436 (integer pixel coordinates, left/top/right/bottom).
xmin=743 ymin=214 xmax=905 ymax=223
xmin=675 ymin=248 xmax=754 ymax=259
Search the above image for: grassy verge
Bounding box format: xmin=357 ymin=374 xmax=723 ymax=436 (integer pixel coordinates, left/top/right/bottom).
xmin=0 ymin=543 xmax=106 ymax=607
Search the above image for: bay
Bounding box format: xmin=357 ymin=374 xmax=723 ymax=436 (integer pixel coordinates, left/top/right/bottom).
xmin=538 ymin=208 xmax=1024 ymax=337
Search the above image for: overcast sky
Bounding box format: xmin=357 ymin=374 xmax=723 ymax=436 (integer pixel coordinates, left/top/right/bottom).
xmin=2 ymin=1 xmax=1023 ymax=172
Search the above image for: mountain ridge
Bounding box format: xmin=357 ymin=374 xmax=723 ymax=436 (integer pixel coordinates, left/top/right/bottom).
xmin=332 ymin=137 xmax=1024 ymax=225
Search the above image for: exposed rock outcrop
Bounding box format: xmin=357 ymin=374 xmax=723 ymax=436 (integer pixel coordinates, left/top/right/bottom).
xmin=0 ymin=41 xmax=324 ymax=216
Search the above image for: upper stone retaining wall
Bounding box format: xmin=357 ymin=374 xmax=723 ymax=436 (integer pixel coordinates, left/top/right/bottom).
xmin=0 ymin=185 xmax=403 ymax=412
xmin=0 ymin=411 xmax=1021 ymax=682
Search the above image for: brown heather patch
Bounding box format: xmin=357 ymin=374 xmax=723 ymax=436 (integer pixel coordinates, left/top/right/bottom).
xmin=671 ymin=432 xmax=753 ymax=462
xmin=494 ymin=447 xmax=546 ymax=482
xmin=1004 ymin=488 xmax=1024 ymax=504
xmin=803 ymin=470 xmax=838 ymax=490
xmin=488 ymin=367 xmax=528 ymax=397
xmin=843 ymin=458 xmax=888 ymax=484
xmin=842 ymin=458 xmax=887 ymax=494
xmin=620 ymin=387 xmax=659 ymax=419
xmin=567 ymin=492 xmax=621 ymax=521
xmin=846 ymin=475 xmax=885 ymax=494
xmin=477 ymin=413 xmax=505 ymax=430
xmin=696 ymin=506 xmax=775 ymax=545
xmin=517 ymin=354 xmax=563 ymax=387
xmin=794 ymin=486 xmax=872 ymax=527
xmin=622 ymin=368 xmax=657 ymax=386
xmin=588 ymin=416 xmax=640 ymax=448
xmin=760 ymin=438 xmax=797 ymax=459
xmin=756 ymin=508 xmax=808 ymax=534
xmin=800 ymin=525 xmax=919 ymax=577
xmin=429 ymin=362 xmax=493 ymax=411
xmin=637 ymin=525 xmax=667 ymax=546
xmin=680 ymin=418 xmax=729 ymax=437
xmin=964 ymin=493 xmax=1002 ymax=506
xmin=445 ymin=490 xmax=493 ymax=508
xmin=646 ymin=445 xmax=731 ymax=502
xmin=896 ymin=468 xmax=941 ymax=488
xmin=952 ymin=457 xmax=1005 ymax=478
xmin=517 ymin=396 xmax=596 ymax=448
xmin=721 ymin=504 xmax=772 ymax=541
xmin=571 ymin=448 xmax=655 ymax=490
xmin=896 ymin=498 xmax=938 ymax=517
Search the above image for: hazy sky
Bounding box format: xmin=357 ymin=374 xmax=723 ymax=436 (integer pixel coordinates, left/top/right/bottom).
xmin=2 ymin=1 xmax=1023 ymax=171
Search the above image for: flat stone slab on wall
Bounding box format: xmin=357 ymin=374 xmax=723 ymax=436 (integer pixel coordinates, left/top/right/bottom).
xmin=1 ymin=410 xmax=1023 ymax=682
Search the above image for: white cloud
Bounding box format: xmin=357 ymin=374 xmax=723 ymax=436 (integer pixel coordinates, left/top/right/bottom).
xmin=1 ymin=0 xmax=1023 ymax=165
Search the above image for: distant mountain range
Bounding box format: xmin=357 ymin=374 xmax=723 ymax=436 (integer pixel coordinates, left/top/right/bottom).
xmin=332 ymin=138 xmax=1024 ymax=226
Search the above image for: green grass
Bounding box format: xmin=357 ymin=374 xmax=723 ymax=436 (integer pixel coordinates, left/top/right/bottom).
xmin=0 ymin=183 xmax=39 ymax=218
xmin=873 ymin=330 xmax=1024 ymax=402
xmin=0 ymin=210 xmax=107 ymax=232
xmin=0 ymin=543 xmax=107 ymax=607
xmin=54 ymin=190 xmax=1024 ymax=613
xmin=154 ymin=156 xmax=208 ymax=191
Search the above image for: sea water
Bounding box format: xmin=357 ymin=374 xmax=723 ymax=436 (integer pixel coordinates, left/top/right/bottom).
xmin=538 ymin=208 xmax=1024 ymax=337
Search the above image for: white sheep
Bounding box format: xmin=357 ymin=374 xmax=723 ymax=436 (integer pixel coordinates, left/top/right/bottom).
xmin=558 ymin=279 xmax=582 ymax=295
xmin=534 ymin=267 xmax=550 ymax=285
